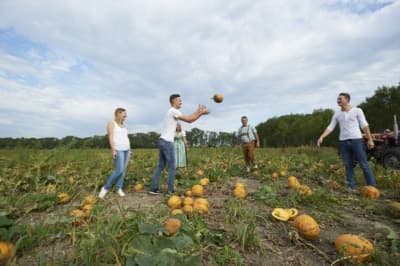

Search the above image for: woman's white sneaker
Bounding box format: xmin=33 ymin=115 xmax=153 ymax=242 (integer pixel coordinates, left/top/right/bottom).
xmin=117 ymin=189 xmax=126 ymax=197
xmin=99 ymin=187 xmax=108 ymax=199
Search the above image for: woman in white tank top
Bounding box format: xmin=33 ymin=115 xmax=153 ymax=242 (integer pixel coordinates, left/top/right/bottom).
xmin=99 ymin=108 xmax=131 ymax=199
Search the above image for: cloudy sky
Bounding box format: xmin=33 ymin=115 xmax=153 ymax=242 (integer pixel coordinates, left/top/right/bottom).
xmin=0 ymin=0 xmax=399 ymax=138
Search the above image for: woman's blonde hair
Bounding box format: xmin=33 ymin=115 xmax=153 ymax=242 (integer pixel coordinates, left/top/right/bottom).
xmin=114 ymin=107 xmax=126 ymax=116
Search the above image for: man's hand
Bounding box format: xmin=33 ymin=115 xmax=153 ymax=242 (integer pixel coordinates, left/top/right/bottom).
xmin=256 ymin=141 xmax=260 ymax=148
xmin=367 ymin=139 xmax=375 ymax=149
xmin=112 ymin=150 xmax=117 ymax=159
xmin=197 ymin=104 xmax=210 ymax=115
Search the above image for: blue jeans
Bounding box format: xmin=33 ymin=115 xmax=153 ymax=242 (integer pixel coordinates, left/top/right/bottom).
xmin=339 ymin=139 xmax=376 ymax=189
xmin=151 ymin=138 xmax=176 ymax=191
xmin=104 ymin=150 xmax=130 ymax=190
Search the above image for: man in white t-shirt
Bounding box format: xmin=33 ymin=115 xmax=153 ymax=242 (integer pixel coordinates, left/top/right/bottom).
xmin=149 ymin=94 xmax=209 ymax=195
xmin=317 ymin=92 xmax=376 ymax=191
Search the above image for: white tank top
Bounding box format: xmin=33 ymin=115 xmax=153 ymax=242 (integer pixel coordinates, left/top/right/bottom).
xmin=112 ymin=121 xmax=130 ymax=151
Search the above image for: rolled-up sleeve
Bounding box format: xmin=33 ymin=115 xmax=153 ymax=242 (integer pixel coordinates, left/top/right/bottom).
xmin=326 ymin=113 xmax=338 ymax=132
xmin=357 ymin=108 xmax=369 ymax=129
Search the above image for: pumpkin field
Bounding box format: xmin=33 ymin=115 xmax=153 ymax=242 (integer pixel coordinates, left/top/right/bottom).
xmin=0 ymin=146 xmax=399 ymax=265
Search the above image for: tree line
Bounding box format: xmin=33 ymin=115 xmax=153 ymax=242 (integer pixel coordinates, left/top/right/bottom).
xmin=0 ymin=129 xmax=237 ymax=149
xmin=0 ymin=83 xmax=398 ymax=149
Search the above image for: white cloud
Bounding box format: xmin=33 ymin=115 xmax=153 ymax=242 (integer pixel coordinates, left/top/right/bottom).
xmin=0 ymin=0 xmax=399 ymax=137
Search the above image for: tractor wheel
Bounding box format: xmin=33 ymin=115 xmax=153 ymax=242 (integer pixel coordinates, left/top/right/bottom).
xmin=383 ymin=149 xmax=400 ymax=169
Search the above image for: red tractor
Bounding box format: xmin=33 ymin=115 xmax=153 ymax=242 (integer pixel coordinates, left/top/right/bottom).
xmin=365 ymin=115 xmax=400 ymax=169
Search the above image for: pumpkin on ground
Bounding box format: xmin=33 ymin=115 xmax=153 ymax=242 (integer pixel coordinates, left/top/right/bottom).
xmin=193 ymin=198 xmax=209 ymax=214
xmin=0 ymin=241 xmax=14 ymax=260
xmin=83 ymin=195 xmax=97 ymax=204
xmin=194 ymin=198 xmax=209 ymax=208
xmin=167 ymin=196 xmax=182 ymax=209
xmin=199 ymin=178 xmax=210 ymax=186
xmin=57 ymin=193 xmax=71 ymax=204
xmin=252 ymin=170 xmax=260 ymax=177
xmin=191 ymin=185 xmax=204 ymax=197
xmin=297 ymin=185 xmax=313 ymax=196
xmin=234 ymin=183 xmax=245 ymax=189
xmin=233 ymin=186 xmax=248 ymax=199
xmin=133 ymin=184 xmax=144 ymax=191
xmin=388 ymin=202 xmax=400 ymax=218
xmin=331 ymin=181 xmax=339 ymax=190
xmin=182 ymin=205 xmax=194 ymax=214
xmin=185 ymin=190 xmax=192 ymax=197
xmin=271 ymin=208 xmax=290 ymax=221
xmin=69 ymin=209 xmax=87 ymax=225
xmin=361 ymin=186 xmax=380 ymax=199
xmin=171 ymin=209 xmax=183 ymax=215
xmin=293 ymin=214 xmax=320 ymax=240
xmin=288 ymin=208 xmax=298 ymax=218
xmin=196 ymin=169 xmax=205 ymax=176
xmin=182 ymin=197 xmax=194 ymax=206
xmin=82 ymin=204 xmax=93 ymax=215
xmin=334 ymin=234 xmax=375 ymax=262
xmin=164 ymin=218 xmax=181 ymax=236
xmin=288 ymin=176 xmax=300 ymax=189
xmin=271 ymin=172 xmax=279 ymax=179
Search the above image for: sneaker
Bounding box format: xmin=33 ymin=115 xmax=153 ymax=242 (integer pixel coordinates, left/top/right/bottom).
xmin=148 ymin=188 xmax=163 ymax=195
xmin=245 ymin=167 xmax=250 ymax=173
xmin=253 ymin=164 xmax=258 ymax=169
xmin=167 ymin=191 xmax=176 ymax=196
xmin=345 ymin=188 xmax=358 ymax=194
xmin=98 ymin=187 xmax=108 ymax=199
xmin=117 ymin=189 xmax=126 ymax=197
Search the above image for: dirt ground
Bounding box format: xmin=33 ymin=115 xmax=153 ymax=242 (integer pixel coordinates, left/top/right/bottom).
xmin=11 ymin=176 xmax=400 ymax=266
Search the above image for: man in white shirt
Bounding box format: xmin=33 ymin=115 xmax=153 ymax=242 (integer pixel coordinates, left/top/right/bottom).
xmin=149 ymin=94 xmax=209 ymax=195
xmin=317 ymin=93 xmax=376 ymax=191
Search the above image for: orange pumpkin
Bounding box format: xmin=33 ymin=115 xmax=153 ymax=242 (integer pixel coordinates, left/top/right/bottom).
xmin=0 ymin=241 xmax=14 ymax=260
xmin=271 ymin=172 xmax=279 ymax=179
xmin=191 ymin=185 xmax=204 ymax=197
xmin=83 ymin=195 xmax=97 ymax=204
xmin=171 ymin=209 xmax=183 ymax=215
xmin=167 ymin=196 xmax=182 ymax=209
xmin=288 ymin=176 xmax=300 ymax=189
xmin=182 ymin=197 xmax=194 ymax=206
xmin=234 ymin=182 xmax=245 ymax=189
xmin=164 ymin=218 xmax=181 ymax=236
xmin=361 ymin=186 xmax=380 ymax=199
xmin=133 ymin=184 xmax=144 ymax=191
xmin=193 ymin=198 xmax=209 ymax=214
xmin=331 ymin=181 xmax=339 ymax=190
xmin=199 ymin=178 xmax=210 ymax=186
xmin=213 ymin=93 xmax=224 ymax=103
xmin=297 ymin=185 xmax=313 ymax=196
xmin=82 ymin=204 xmax=93 ymax=215
xmin=293 ymin=214 xmax=320 ymax=240
xmin=57 ymin=193 xmax=71 ymax=204
xmin=233 ymin=186 xmax=247 ymax=199
xmin=194 ymin=198 xmax=209 ymax=208
xmin=182 ymin=205 xmax=194 ymax=214
xmin=335 ymin=234 xmax=374 ymax=262
xmin=196 ymin=169 xmax=205 ymax=176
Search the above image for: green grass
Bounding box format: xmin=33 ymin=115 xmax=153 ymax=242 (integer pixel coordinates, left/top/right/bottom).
xmin=0 ymin=147 xmax=399 ymax=265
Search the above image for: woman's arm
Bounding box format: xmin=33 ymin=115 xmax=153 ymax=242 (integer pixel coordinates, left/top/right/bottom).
xmin=107 ymin=121 xmax=117 ymax=159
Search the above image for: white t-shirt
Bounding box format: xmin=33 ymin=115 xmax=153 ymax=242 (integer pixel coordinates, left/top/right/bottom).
xmin=327 ymin=107 xmax=369 ymax=140
xmin=160 ymin=107 xmax=182 ymax=142
xmin=112 ymin=121 xmax=130 ymax=151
